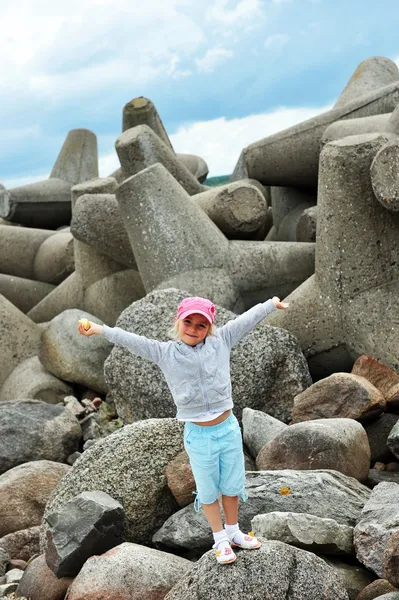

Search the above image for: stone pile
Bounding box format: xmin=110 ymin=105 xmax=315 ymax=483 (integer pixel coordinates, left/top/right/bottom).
xmin=0 ymin=54 xmax=399 ymax=599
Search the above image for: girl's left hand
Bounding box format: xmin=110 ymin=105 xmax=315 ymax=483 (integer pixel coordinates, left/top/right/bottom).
xmin=272 ymin=296 xmax=289 ymax=309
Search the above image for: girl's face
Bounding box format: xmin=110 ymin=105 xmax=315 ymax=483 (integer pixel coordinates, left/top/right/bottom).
xmin=176 ymin=313 xmax=210 ymax=346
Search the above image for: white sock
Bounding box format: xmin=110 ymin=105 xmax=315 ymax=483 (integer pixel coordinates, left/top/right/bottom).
xmin=213 ymin=529 xmax=231 ymax=550
xmin=225 ymin=522 xmax=245 ymax=544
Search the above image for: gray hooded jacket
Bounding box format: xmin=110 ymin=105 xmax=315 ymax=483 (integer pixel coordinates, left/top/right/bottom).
xmin=101 ymin=299 xmax=276 ymax=419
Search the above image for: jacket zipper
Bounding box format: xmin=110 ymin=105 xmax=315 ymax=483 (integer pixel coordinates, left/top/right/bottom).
xmin=194 ymin=345 xmax=209 ymax=412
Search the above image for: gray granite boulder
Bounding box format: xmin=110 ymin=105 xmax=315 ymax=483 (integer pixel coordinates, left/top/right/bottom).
xmin=251 ymin=511 xmax=354 ymax=555
xmin=65 ymin=542 xmax=192 ymax=600
xmin=354 ymin=482 xmax=399 ymax=577
xmin=104 ymin=288 xmax=311 ymax=423
xmin=321 ymin=556 xmax=376 ymax=600
xmin=0 ymin=460 xmax=70 ymax=537
xmin=365 ymin=413 xmax=399 ymax=463
xmin=256 ymin=418 xmax=371 ymax=482
xmin=39 ymin=308 xmax=113 ymax=393
xmin=41 ymin=419 xmax=184 ymax=548
xmin=242 ymin=407 xmax=287 ymax=458
xmin=153 ymin=470 xmax=370 ymax=555
xmin=0 ymin=400 xmax=81 ymax=475
xmin=45 ymin=491 xmax=124 ymax=577
xmin=164 ymin=540 xmax=349 ymax=600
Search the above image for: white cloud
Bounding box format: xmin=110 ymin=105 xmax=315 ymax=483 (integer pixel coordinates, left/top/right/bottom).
xmin=265 ymin=33 xmax=290 ymax=49
xmin=195 ymin=48 xmax=234 ymax=73
xmin=210 ymin=0 xmax=263 ymax=26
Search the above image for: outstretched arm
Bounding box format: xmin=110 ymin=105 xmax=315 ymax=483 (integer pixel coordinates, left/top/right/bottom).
xmin=217 ymin=297 xmax=288 ymax=349
xmin=77 ymin=320 xmax=166 ymax=365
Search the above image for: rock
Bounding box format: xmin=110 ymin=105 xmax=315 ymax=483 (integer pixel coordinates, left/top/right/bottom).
xmin=0 ymin=548 xmax=10 ymax=577
xmin=45 ymin=491 xmax=124 ymax=577
xmin=153 ymin=470 xmax=370 ymax=555
xmin=291 ymin=373 xmax=385 ymax=423
xmin=357 ymin=579 xmax=396 ymax=600
xmin=383 ymin=530 xmax=399 ymax=587
xmin=0 ymin=461 xmax=70 ymax=538
xmin=64 ymin=542 xmax=192 ymax=600
xmin=366 ymin=469 xmax=399 ymax=488
xmin=0 ymin=400 xmax=80 ymax=475
xmin=387 ymin=422 xmax=399 ymax=459
xmin=5 ymin=568 xmax=23 ymax=583
xmin=0 ymin=526 xmax=40 ymax=562
xmin=352 ymin=356 xmax=399 ymax=410
xmin=242 ymin=407 xmax=287 ymax=459
xmin=364 ymin=414 xmax=399 ymax=463
xmin=7 ymin=559 xmax=26 ymax=571
xmin=256 ymin=419 xmax=371 ymax=482
xmin=16 ymin=554 xmax=73 ymax=600
xmin=296 ymin=205 xmax=318 ymax=242
xmin=177 ymin=153 xmax=209 ymax=183
xmin=0 ymin=273 xmax=55 ymax=313
xmin=0 ymin=582 xmax=18 ymax=595
xmin=354 ymin=482 xmax=399 ymax=577
xmin=321 ymin=556 xmax=376 ymax=600
xmin=251 ymin=511 xmax=354 ymax=555
xmin=39 ymin=309 xmax=113 ymax=393
xmin=164 ymin=451 xmax=196 ymax=508
xmin=0 ymin=356 xmax=74 ymax=404
xmin=41 ymin=419 xmax=183 ymax=547
xmin=104 ymin=288 xmax=311 ymax=424
xmin=164 ymin=540 xmax=349 ymax=600
xmin=122 ymin=96 xmax=174 ymax=150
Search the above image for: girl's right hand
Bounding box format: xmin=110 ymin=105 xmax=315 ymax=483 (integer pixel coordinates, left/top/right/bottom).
xmin=78 ymin=321 xmax=103 ymax=336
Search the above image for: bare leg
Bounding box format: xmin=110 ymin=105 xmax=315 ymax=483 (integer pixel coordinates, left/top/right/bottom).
xmin=221 ymin=495 xmax=239 ymax=525
xmin=202 ymin=500 xmax=224 ymax=532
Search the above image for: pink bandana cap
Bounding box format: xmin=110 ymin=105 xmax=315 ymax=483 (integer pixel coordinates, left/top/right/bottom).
xmin=177 ymin=296 xmax=216 ymax=325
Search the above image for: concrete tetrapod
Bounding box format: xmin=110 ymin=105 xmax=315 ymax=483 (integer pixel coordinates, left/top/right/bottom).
xmin=0 ymin=129 xmax=98 ymax=228
xmin=265 ymin=133 xmax=399 ymax=378
xmin=122 ymin=96 xmax=174 ymax=150
xmin=115 ymin=162 xmax=242 ymax=310
xmin=240 ymin=57 xmax=399 ymax=187
xmin=115 ymin=163 xmax=315 ymax=310
xmin=115 ymin=124 xmax=203 ymax=195
xmin=0 ymin=294 xmax=42 ymax=387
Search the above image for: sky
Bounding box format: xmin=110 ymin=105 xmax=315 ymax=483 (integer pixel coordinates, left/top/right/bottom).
xmin=2 ymin=0 xmax=399 ymax=188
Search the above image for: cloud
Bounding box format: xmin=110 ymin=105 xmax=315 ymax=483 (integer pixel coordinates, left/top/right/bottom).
xmin=264 ymin=33 xmax=290 ymax=49
xmin=195 ymin=48 xmax=234 ymax=73
xmin=209 ymin=0 xmax=264 ymax=26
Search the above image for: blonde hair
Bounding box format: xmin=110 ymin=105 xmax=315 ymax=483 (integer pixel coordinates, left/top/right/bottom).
xmin=167 ymin=318 xmax=217 ymax=341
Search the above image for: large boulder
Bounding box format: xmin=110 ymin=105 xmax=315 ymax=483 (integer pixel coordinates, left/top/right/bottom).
xmin=15 ymin=554 xmax=73 ymax=600
xmin=291 ymin=373 xmax=385 ymax=423
xmin=45 ymin=491 xmax=125 ymax=578
xmin=0 ymin=526 xmax=40 ymax=562
xmin=0 ymin=400 xmax=81 ymax=475
xmin=104 ymin=288 xmax=311 ymax=423
xmin=242 ymin=407 xmax=287 ymax=459
xmin=251 ymin=511 xmax=354 ymax=555
xmin=0 ymin=461 xmax=70 ymax=537
xmin=63 ymin=542 xmax=192 ymax=600
xmin=153 ymin=470 xmax=370 ymax=555
xmin=41 ymin=419 xmax=184 ymax=548
xmin=164 ymin=541 xmax=349 ymax=600
xmin=39 ymin=309 xmax=113 ymax=393
xmin=354 ymin=482 xmax=399 ymax=577
xmin=256 ymin=418 xmax=371 ymax=481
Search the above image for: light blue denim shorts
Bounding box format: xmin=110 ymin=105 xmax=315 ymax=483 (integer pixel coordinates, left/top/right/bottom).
xmin=183 ymin=411 xmax=247 ymax=512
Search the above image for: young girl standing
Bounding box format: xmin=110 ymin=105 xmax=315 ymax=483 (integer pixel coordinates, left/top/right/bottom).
xmin=78 ymin=295 xmax=288 ymax=564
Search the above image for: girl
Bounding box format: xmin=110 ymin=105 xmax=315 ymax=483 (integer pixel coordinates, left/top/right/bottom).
xmin=78 ymin=295 xmax=288 ymax=565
